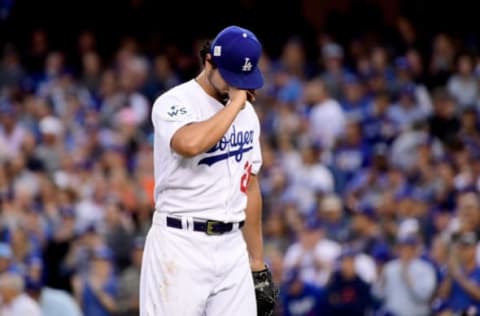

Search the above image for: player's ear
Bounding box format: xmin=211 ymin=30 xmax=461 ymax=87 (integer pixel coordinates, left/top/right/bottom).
xmin=206 ymin=54 xmax=217 ymax=69
xmin=199 ymin=40 xmax=214 ymax=68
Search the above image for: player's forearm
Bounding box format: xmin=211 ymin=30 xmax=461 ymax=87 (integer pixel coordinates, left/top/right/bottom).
xmin=242 ymin=175 xmax=265 ymax=271
xmin=171 ymin=99 xmax=245 ymax=157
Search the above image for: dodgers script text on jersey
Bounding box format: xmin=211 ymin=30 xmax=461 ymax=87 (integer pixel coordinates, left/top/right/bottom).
xmin=151 ymin=79 xmax=262 ymax=222
xmin=199 ymin=125 xmax=254 ymax=166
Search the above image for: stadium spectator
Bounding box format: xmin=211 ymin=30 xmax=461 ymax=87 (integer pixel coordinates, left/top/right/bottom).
xmin=0 ymin=272 xmax=42 ymax=316
xmin=117 ymin=237 xmax=144 ymax=316
xmin=72 ymin=247 xmax=118 ymax=316
xmin=3 ymin=6 xmax=480 ymax=315
xmin=438 ymin=232 xmax=480 ymax=314
xmin=325 ymin=247 xmax=373 ymax=315
xmin=373 ymin=235 xmax=437 ymax=316
xmin=280 ymin=267 xmax=326 ymax=316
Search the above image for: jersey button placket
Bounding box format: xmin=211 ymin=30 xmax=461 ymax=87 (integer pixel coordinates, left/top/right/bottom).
xmin=225 ymin=135 xmax=231 ymax=219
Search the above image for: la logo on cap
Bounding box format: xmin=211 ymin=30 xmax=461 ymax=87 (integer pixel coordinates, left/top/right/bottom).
xmin=242 ymin=57 xmax=252 ymax=72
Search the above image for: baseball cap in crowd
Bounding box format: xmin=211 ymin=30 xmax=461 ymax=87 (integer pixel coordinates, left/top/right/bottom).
xmin=355 ymin=203 xmax=376 ymax=220
xmin=0 ymin=243 xmax=12 ymax=259
xmin=457 ymin=232 xmax=478 ymax=246
xmin=210 ymin=25 xmax=264 ymax=90
xmin=59 ymin=206 xmax=76 ymax=218
xmin=93 ymin=247 xmax=113 ymax=261
xmin=320 ymin=195 xmax=343 ymax=213
xmin=372 ymin=244 xmax=392 ymax=263
xmin=322 ymin=42 xmax=343 ymax=59
xmin=394 ymin=56 xmax=410 ymax=70
xmin=25 ymin=276 xmax=43 ymax=292
xmin=39 ymin=115 xmax=63 ymax=136
xmin=397 ymin=218 xmax=420 ymax=238
xmin=343 ymin=73 xmax=360 ymax=85
xmin=397 ymin=234 xmax=419 ymax=246
xmin=303 ymin=217 xmax=323 ymax=231
xmin=338 ymin=246 xmax=358 ymax=260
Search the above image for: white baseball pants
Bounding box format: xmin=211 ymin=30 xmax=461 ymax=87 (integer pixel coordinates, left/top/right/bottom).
xmin=139 ymin=212 xmax=256 ymax=316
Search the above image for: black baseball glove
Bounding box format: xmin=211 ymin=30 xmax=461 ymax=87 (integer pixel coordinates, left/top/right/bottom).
xmin=252 ymin=266 xmax=279 ymax=316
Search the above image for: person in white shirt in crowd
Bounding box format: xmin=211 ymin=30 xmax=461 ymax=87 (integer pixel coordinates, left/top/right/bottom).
xmin=0 ymin=103 xmax=27 ymax=161
xmin=447 ymin=53 xmax=478 ymax=109
xmin=373 ymin=234 xmax=437 ymax=316
xmin=317 ymin=194 xmax=350 ymax=243
xmin=35 ymin=115 xmax=65 ymax=173
xmin=320 ymin=42 xmax=350 ymax=99
xmin=0 ymin=272 xmax=42 ymax=316
xmin=25 ymin=257 xmax=83 ymax=316
xmin=283 ymin=141 xmax=334 ymax=215
xmin=388 ymin=83 xmax=430 ymax=131
xmin=392 ymin=56 xmax=433 ymax=114
xmin=305 ymin=78 xmax=346 ymax=149
xmin=117 ymin=55 xmax=150 ymax=125
xmin=284 ymin=218 xmax=341 ymax=287
xmin=389 ymin=121 xmax=444 ymax=173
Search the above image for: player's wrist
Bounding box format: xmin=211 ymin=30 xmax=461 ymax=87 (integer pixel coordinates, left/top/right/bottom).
xmin=250 ymin=260 xmax=266 ymax=272
xmin=227 ymin=98 xmax=246 ymax=111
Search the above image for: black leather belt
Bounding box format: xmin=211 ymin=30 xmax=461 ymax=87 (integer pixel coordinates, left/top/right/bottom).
xmin=166 ymin=216 xmax=245 ymax=235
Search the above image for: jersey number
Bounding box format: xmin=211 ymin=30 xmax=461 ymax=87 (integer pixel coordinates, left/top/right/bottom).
xmin=240 ymin=161 xmax=252 ymax=194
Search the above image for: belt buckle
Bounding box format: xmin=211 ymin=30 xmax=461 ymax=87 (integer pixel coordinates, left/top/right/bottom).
xmin=206 ymin=220 xmax=222 ymax=235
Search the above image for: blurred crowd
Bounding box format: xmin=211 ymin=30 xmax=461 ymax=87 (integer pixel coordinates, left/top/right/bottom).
xmin=2 ymin=17 xmax=480 ymax=316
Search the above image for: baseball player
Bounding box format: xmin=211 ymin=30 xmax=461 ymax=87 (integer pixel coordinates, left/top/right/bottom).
xmin=139 ymin=25 xmax=278 ymax=316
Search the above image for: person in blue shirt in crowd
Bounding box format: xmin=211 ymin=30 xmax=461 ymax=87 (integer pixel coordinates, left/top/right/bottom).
xmin=331 ymin=120 xmax=370 ymax=193
xmin=281 ymin=267 xmax=327 ymax=316
xmin=73 ymin=246 xmax=118 ymax=316
xmin=438 ymin=232 xmax=480 ymax=314
xmin=325 ymin=246 xmax=373 ymax=315
xmin=362 ymin=91 xmax=398 ymax=146
xmin=339 ymin=73 xmax=370 ymax=122
xmin=348 ymin=204 xmax=386 ymax=256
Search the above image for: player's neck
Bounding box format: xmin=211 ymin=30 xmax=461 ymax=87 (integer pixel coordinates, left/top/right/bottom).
xmin=195 ymin=71 xmax=215 ymax=96
xmin=195 ymin=71 xmax=226 ymax=104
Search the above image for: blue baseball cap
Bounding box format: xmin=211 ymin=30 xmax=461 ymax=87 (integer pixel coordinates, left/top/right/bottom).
xmin=355 ymin=203 xmax=376 ymax=220
xmin=338 ymin=246 xmax=358 ymax=260
xmin=343 ymin=73 xmax=360 ymax=85
xmin=372 ymin=244 xmax=392 ymax=263
xmin=210 ymin=25 xmax=264 ymax=90
xmin=93 ymin=247 xmax=113 ymax=261
xmin=397 ymin=234 xmax=419 ymax=246
xmin=394 ymin=56 xmax=410 ymax=70
xmin=303 ymin=217 xmax=323 ymax=231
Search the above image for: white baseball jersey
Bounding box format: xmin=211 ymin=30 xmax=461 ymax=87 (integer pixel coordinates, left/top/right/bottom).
xmin=151 ymin=79 xmax=262 ymax=222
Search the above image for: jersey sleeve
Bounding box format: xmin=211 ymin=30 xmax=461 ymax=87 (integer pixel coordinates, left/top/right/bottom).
xmin=151 ymin=95 xmax=198 ymax=147
xmin=250 ymin=109 xmax=263 ymax=175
